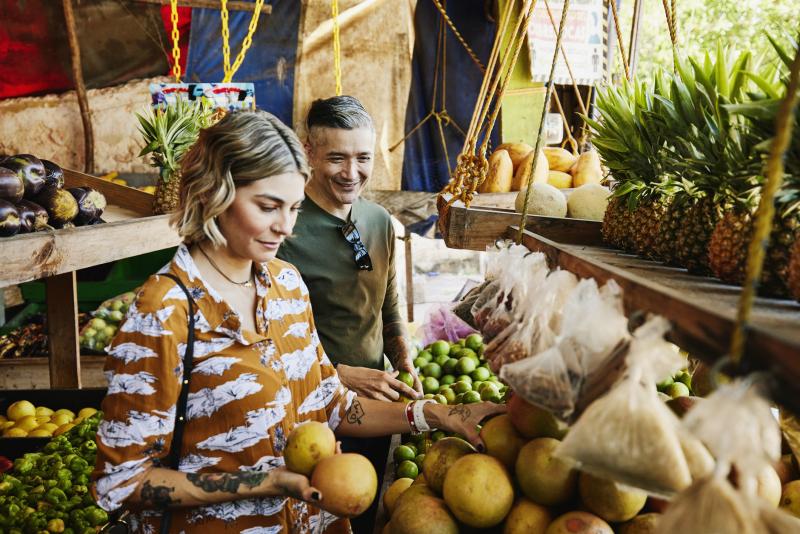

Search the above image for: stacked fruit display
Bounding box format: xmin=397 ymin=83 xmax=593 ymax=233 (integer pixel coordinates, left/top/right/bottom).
xmin=0 ymin=314 xmax=93 ymax=360
xmin=0 ymin=412 xmax=108 ymax=533
xmin=0 ymin=400 xmax=96 ymax=439
xmin=78 ymin=292 xmax=135 ymax=352
xmin=0 ymin=154 xmax=107 ymax=237
xmin=593 ymin=38 xmax=800 ymax=300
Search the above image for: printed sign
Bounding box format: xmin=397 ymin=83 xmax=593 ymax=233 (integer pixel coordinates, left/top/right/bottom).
xmin=149 ymin=83 xmax=256 ymax=110
xmin=528 ymin=0 xmax=605 ymax=85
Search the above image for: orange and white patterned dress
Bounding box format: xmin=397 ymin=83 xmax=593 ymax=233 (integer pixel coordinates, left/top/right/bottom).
xmin=92 ymin=244 xmax=356 ymax=533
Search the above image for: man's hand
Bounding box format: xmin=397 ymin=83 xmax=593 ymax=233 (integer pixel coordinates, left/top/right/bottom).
xmin=383 ymin=335 xmax=423 ymax=396
xmin=395 ymin=356 xmax=423 ymax=396
xmin=337 ymin=364 xmax=421 ymax=401
xmin=426 ymin=401 xmax=508 ymax=451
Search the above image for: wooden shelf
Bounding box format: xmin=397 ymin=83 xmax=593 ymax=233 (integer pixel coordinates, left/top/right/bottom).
xmin=512 ymin=227 xmax=800 ymax=408
xmin=0 ymin=356 xmax=107 ymax=389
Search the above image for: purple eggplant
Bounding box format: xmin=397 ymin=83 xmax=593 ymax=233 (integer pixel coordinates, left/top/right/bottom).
xmin=33 ymin=185 xmax=78 ymax=226
xmin=0 ymin=199 xmax=21 ymax=237
xmin=4 ymin=154 xmax=46 ymax=198
xmin=41 ymin=159 xmax=65 ymax=189
xmin=67 ymin=187 xmax=107 ymax=225
xmin=16 ymin=200 xmax=49 ymax=231
xmin=0 ymin=167 xmax=24 ymax=203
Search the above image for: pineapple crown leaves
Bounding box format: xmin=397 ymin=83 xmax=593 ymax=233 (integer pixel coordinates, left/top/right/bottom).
xmin=136 ymin=98 xmax=217 ymax=183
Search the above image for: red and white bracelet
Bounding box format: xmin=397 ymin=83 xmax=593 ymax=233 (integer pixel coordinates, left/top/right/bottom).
xmin=406 ymin=399 xmax=436 ymax=435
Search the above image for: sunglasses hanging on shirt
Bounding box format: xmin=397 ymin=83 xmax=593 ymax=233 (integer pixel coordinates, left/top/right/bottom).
xmin=340 ymin=220 xmax=373 ymax=271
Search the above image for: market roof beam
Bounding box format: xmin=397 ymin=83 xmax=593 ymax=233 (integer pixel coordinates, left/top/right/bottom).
xmin=131 ymin=0 xmax=273 ymax=14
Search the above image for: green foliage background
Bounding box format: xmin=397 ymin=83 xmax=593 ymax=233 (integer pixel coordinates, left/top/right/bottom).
xmin=616 ymin=0 xmax=800 ymax=80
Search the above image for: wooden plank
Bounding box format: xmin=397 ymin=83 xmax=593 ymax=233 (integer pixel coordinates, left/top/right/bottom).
xmin=131 ymin=0 xmax=273 ymax=13
xmin=444 ymin=202 xmax=602 ymax=250
xmin=372 ymin=434 xmax=401 ymax=534
xmin=0 ymin=214 xmax=180 ymax=288
xmin=64 ymin=168 xmax=154 ymax=216
xmin=45 ymin=272 xmax=80 ymax=389
xmin=512 ymin=228 xmax=800 ymax=409
xmin=0 ymin=356 xmax=107 ymax=389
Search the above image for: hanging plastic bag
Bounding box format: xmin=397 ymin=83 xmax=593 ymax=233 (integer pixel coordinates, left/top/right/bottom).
xmin=498 ymin=278 xmax=628 ymax=421
xmin=420 ymin=305 xmax=478 ymax=345
xmin=555 ymin=316 xmax=693 ymax=496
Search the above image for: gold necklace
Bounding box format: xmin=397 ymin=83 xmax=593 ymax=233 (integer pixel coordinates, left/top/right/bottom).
xmin=198 ymin=245 xmax=254 ymax=288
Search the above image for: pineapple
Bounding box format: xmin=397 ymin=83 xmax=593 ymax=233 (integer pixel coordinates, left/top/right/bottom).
xmin=137 ymin=98 xmax=218 ymax=214
xmin=602 ymin=197 xmax=633 ymax=251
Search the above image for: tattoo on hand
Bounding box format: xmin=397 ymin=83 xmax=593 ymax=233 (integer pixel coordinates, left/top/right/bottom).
xmin=448 ymin=404 xmax=471 ymax=422
xmin=140 ymin=480 xmax=180 ymax=509
xmin=186 ymin=471 xmax=268 ymax=494
xmin=346 ymin=399 xmax=366 ymax=425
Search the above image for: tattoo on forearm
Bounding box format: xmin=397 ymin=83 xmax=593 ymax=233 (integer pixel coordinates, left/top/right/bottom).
xmin=383 ymin=335 xmax=408 ymax=367
xmin=346 ymin=399 xmax=366 ymax=425
xmin=140 ymin=480 xmax=180 ymax=509
xmin=448 ymin=404 xmax=471 ymax=422
xmin=186 ymin=471 xmax=268 ymax=494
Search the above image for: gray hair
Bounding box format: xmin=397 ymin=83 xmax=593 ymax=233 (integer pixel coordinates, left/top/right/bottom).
xmin=172 ymin=110 xmax=310 ymax=246
xmin=305 ymin=95 xmax=374 ymax=134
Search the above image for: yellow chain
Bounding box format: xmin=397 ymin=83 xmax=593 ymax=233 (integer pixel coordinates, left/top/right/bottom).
xmin=332 ymin=0 xmax=342 ymax=95
xmin=170 ymin=0 xmax=181 ymax=82
xmin=221 ymin=0 xmax=265 ymax=83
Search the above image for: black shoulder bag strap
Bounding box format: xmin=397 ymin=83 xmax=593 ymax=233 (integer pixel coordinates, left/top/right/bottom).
xmin=159 ymin=273 xmax=197 ymax=534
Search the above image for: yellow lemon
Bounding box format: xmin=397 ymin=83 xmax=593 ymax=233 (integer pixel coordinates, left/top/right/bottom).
xmin=14 ymin=415 xmax=40 ymax=432
xmin=28 ymin=429 xmax=52 ymax=437
xmin=35 ymin=415 xmax=51 ymax=425
xmin=78 ymin=407 xmax=98 ymax=419
xmin=51 ymin=413 xmax=73 ymax=426
xmin=54 ymin=409 xmax=76 ymax=420
xmin=35 ymin=406 xmax=54 ymax=417
xmin=7 ymin=400 xmax=36 ymax=421
xmin=0 ymin=415 xmax=7 ymax=424
xmin=3 ymin=427 xmax=28 ymax=437
xmin=36 ymin=423 xmax=59 ymax=434
xmin=53 ymin=423 xmax=76 ymax=436
xmin=1 ymin=421 xmax=16 ymax=431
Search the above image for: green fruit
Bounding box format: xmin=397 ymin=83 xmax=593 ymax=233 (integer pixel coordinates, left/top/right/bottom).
xmin=477 ymin=345 xmax=486 ymax=357
xmin=666 ymin=382 xmax=690 ymax=398
xmin=656 ymin=376 xmax=674 ymax=391
xmin=449 ymin=344 xmax=462 ymax=356
xmin=434 ymin=353 xmax=451 ymax=367
xmin=453 ymin=381 xmax=472 ymax=394
xmin=424 ymin=393 xmax=436 ymax=399
xmin=675 ymin=371 xmax=692 ymax=390
xmin=472 ymin=381 xmax=484 ymax=392
xmin=462 ymin=391 xmax=481 ymax=404
xmin=458 ymin=348 xmax=478 ymax=360
xmin=433 ymin=394 xmax=448 ymax=405
xmin=455 ymin=393 xmax=466 ymax=404
xmin=430 ymin=341 xmax=450 ymax=358
xmin=418 ymin=350 xmax=434 ymax=362
xmin=465 ymin=333 xmax=483 ymax=351
xmin=440 ymin=388 xmax=456 ymax=404
xmin=394 ymin=445 xmax=416 ymax=463
xmin=423 ymin=377 xmax=440 ymax=394
xmin=108 ymin=310 xmax=124 ymax=323
xmin=403 ymin=442 xmax=418 ymax=456
xmin=397 ymin=371 xmax=415 ymax=388
xmin=442 ymin=358 xmax=459 ymax=375
xmin=471 ymin=366 xmax=491 ymax=382
xmin=413 ymin=357 xmax=428 ymax=369
xmin=417 ymin=438 xmax=433 ymax=454
xmin=423 ymin=363 xmax=442 ymax=379
xmin=396 ymin=459 xmax=419 ymax=479
xmin=480 ymin=383 xmax=500 ymax=401
xmin=456 ymin=375 xmax=473 ymax=384
xmin=456 ymin=357 xmax=477 ymax=375
xmin=431 ymin=430 xmax=447 ymax=442
xmin=414 ymin=454 xmax=426 ymax=469
xmin=90 ymin=318 xmax=107 ymax=330
xmin=440 ymin=374 xmax=456 ymax=386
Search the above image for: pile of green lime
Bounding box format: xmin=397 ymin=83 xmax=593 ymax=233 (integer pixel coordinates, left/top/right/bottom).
xmin=392 ymin=429 xmax=451 ymax=480
xmin=657 ymin=369 xmax=693 ymax=398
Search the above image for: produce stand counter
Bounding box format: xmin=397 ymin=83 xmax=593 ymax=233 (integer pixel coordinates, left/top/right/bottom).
xmin=0 ymin=169 xmax=181 ymax=389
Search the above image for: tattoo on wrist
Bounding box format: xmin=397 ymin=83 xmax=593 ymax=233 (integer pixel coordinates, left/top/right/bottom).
xmin=140 ymin=480 xmax=180 ymax=509
xmin=346 ymin=399 xmax=366 ymax=425
xmin=186 ymin=471 xmax=268 ymax=494
xmin=448 ymin=404 xmax=471 ymax=422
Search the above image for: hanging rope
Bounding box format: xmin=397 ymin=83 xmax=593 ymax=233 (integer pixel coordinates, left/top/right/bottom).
xmin=608 ymin=0 xmax=631 ymax=80
xmin=543 ymin=0 xmax=587 ymax=116
xmin=661 ymin=0 xmax=678 ymax=49
xmin=429 ymin=0 xmax=486 ymax=73
xmin=517 ymin=0 xmax=571 ymax=243
xmin=551 ymin=89 xmax=579 ymax=153
xmin=729 ymin=43 xmax=800 ymax=366
xmin=332 ymin=0 xmax=342 ymax=95
xmin=220 ymin=0 xmax=265 ymax=83
xmin=170 ymin=0 xmax=181 ymax=82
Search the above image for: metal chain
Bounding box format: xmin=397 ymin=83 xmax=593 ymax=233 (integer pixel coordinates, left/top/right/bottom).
xmin=170 ymin=0 xmax=181 ymax=82
xmin=221 ymin=0 xmax=265 ymax=83
xmin=429 ymin=0 xmax=486 ymax=73
xmin=221 ymin=0 xmax=231 ymax=77
xmin=332 ymin=0 xmax=342 ymax=95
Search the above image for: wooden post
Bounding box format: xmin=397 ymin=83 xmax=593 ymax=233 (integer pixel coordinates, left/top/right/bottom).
xmin=404 ymin=233 xmax=414 ymax=323
xmin=628 ymin=0 xmax=644 ymax=78
xmin=62 ymin=0 xmax=95 ymax=175
xmin=45 ymin=272 xmax=81 ymax=389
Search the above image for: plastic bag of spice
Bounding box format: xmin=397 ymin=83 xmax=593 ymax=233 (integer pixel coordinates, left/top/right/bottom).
xmin=498 ymin=278 xmax=628 ymax=421
xmin=555 ymin=316 xmax=693 ymax=496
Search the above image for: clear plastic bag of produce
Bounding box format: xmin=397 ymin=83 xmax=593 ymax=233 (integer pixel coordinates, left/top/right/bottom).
xmin=420 ymin=305 xmax=478 ymax=345
xmin=486 ymin=268 xmax=578 ymax=372
xmin=498 ymin=278 xmax=628 ymax=421
xmin=555 ymin=316 xmax=694 ymax=496
xmin=79 ymin=290 xmax=137 ymax=352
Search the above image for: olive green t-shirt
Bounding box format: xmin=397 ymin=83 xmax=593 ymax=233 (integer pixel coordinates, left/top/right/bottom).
xmin=276 ymin=196 xmax=405 ymax=369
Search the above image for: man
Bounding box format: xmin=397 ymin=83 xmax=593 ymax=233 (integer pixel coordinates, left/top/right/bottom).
xmin=277 ymin=95 xmax=422 ymax=532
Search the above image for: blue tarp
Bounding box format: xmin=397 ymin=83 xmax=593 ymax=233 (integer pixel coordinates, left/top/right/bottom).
xmin=401 ymin=0 xmax=498 ymax=192
xmin=184 ymin=1 xmax=299 ymax=126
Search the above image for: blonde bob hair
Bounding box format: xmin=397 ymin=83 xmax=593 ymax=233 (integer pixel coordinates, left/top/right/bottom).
xmin=171 ymin=110 xmax=310 ymax=246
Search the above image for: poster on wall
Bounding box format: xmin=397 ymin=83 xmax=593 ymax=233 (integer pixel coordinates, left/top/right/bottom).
xmin=149 ymin=83 xmax=256 ymax=111
xmin=528 ymin=0 xmax=605 ymax=85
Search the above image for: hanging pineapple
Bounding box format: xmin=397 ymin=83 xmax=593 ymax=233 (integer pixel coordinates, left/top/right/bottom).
xmin=137 ymin=98 xmax=218 ymax=214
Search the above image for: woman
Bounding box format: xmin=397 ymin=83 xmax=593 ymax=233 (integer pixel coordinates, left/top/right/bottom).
xmin=92 ymin=110 xmax=503 ymax=533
